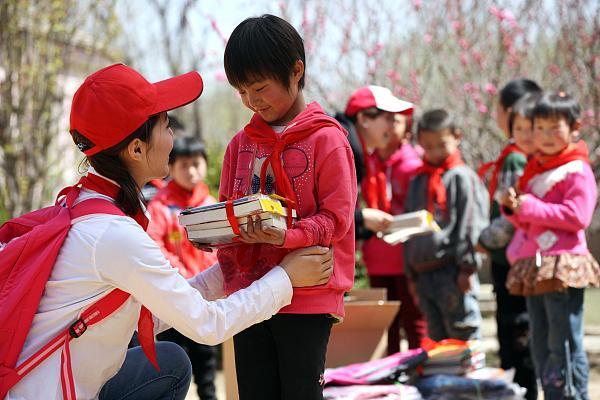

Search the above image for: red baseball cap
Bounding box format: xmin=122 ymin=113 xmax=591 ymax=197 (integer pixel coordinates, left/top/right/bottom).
xmin=345 ymin=85 xmax=413 ymax=117
xmin=70 ymin=63 xmax=203 ymax=156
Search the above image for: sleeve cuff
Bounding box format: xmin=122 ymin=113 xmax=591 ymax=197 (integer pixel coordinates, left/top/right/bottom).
xmin=261 ymin=266 xmax=293 ymax=309
xmin=517 ymin=194 xmax=536 ymax=218
xmin=187 ymin=263 xmax=224 ymax=300
xmin=282 ymin=228 xmax=308 ymax=249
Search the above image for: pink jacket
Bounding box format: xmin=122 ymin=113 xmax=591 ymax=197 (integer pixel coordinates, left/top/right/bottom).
xmin=362 ymin=144 xmax=423 ymax=275
xmin=506 ymin=160 xmax=597 ymax=265
xmin=218 ymin=103 xmax=357 ymax=317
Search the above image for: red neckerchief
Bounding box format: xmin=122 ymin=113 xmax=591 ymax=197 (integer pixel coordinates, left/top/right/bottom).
xmin=148 ymin=178 xmax=165 ymax=190
xmin=519 ymin=141 xmax=589 ymax=192
xmin=416 ymin=151 xmax=465 ymax=214
xmin=157 ymin=180 xmax=210 ymax=209
xmin=362 ymin=152 xmax=391 ymax=212
xmin=80 ymin=172 xmax=149 ymax=231
xmin=478 ymin=143 xmax=525 ymax=201
xmin=243 ymin=102 xmax=345 ymax=209
xmin=79 ymin=172 xmax=156 ymax=368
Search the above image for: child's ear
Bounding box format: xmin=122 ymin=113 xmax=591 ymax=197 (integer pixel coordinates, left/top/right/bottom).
xmin=356 ymin=112 xmax=369 ymax=129
xmin=290 ymin=60 xmax=304 ymax=87
xmin=453 ymin=128 xmax=463 ymax=142
xmin=571 ymin=119 xmax=582 ymax=139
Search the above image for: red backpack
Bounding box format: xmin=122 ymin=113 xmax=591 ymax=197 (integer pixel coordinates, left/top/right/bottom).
xmin=0 ymin=184 xmax=157 ymax=399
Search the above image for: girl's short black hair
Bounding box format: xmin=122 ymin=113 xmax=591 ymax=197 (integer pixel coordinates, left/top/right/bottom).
xmin=499 ymin=78 xmax=542 ymax=110
xmin=169 ymin=137 xmax=207 ymax=164
xmin=508 ymin=93 xmax=540 ymax=135
xmin=417 ymin=109 xmax=458 ymax=136
xmin=224 ymin=14 xmax=305 ymax=90
xmin=532 ymin=91 xmax=580 ymax=128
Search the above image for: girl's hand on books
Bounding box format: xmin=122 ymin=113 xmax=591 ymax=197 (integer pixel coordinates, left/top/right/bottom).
xmin=362 ymin=208 xmax=393 ymax=232
xmin=280 ymin=246 xmax=334 ymax=287
xmin=239 ymin=216 xmax=285 ymax=246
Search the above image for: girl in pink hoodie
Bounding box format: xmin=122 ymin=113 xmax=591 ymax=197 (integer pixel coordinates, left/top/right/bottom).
xmin=502 ymin=92 xmax=599 ymax=400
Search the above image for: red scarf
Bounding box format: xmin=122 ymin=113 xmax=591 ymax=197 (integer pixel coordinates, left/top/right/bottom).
xmin=243 ymin=102 xmax=345 ymax=208
xmin=157 ymin=180 xmax=210 ymax=209
xmin=79 ymin=172 xmax=156 ymax=368
xmin=362 ymin=151 xmax=391 ymax=212
xmin=80 ymin=172 xmax=150 ymax=230
xmin=416 ymin=151 xmax=465 ymax=214
xmin=519 ymin=141 xmax=589 ymax=192
xmin=478 ymin=143 xmax=525 ymax=201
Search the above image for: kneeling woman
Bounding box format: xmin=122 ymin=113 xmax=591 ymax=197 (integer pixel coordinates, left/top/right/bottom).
xmin=6 ymin=64 xmax=333 ymax=400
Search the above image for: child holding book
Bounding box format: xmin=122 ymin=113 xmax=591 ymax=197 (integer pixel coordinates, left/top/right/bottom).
xmin=502 ymin=92 xmax=599 ymax=400
xmin=220 ymin=15 xmax=357 ymax=400
xmin=335 ymin=85 xmax=411 ymax=240
xmin=147 ymin=136 xmax=218 ymax=400
xmin=404 ymin=109 xmax=489 ymax=341
xmin=362 ymin=109 xmax=427 ymax=352
xmin=477 ymin=80 xmax=542 ymax=400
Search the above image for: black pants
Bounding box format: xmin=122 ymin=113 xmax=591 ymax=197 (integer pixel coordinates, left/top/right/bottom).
xmin=234 ymin=314 xmax=333 ymax=400
xmin=492 ymin=261 xmax=538 ymax=400
xmin=157 ymin=328 xmax=218 ymax=400
xmin=369 ymin=275 xmax=427 ymax=352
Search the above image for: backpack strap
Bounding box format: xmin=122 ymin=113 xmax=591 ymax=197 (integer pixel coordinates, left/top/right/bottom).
xmin=6 ymin=198 xmax=156 ymax=400
xmin=11 ymin=289 xmax=131 ymax=400
xmin=70 ymin=198 xmax=125 ymax=220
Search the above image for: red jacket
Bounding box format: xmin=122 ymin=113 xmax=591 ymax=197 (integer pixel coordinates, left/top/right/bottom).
xmin=362 ymin=144 xmax=423 ymax=275
xmin=147 ymin=180 xmax=217 ymax=278
xmin=218 ymin=102 xmax=357 ymax=317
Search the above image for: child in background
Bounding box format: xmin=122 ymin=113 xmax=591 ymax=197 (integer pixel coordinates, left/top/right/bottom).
xmin=147 ymin=135 xmax=218 ymax=400
xmin=404 ymin=109 xmax=489 ymax=341
xmin=148 ymin=136 xmax=217 ymax=278
xmin=335 ymin=85 xmax=411 ymax=240
xmin=503 ymin=92 xmax=599 ymax=400
xmin=478 ymin=81 xmax=541 ymax=400
xmin=140 ymin=117 xmax=186 ymax=202
xmin=362 ymin=110 xmax=427 ymax=352
xmin=220 ymin=15 xmax=357 ymax=400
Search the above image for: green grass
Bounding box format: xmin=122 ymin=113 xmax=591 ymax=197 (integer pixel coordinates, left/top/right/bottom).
xmin=585 ymin=289 xmax=600 ymax=327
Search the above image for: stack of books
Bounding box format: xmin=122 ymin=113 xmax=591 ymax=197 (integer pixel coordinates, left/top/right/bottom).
xmin=178 ymin=194 xmax=296 ymax=247
xmin=376 ymin=210 xmax=441 ymax=245
xmin=422 ymin=340 xmax=485 ymax=376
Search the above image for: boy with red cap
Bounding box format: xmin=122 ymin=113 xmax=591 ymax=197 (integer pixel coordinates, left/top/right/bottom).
xmin=220 ymin=14 xmax=356 ymax=400
xmin=361 ymin=108 xmax=428 ymax=353
xmin=335 ymin=85 xmax=413 ymax=241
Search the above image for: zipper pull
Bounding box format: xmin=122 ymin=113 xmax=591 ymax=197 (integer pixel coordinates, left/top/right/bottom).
xmin=535 ymin=249 xmax=542 ymax=268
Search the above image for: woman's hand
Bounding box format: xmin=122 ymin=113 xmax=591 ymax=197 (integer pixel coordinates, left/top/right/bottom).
xmin=239 ymin=216 xmax=285 ymax=246
xmin=280 ymin=246 xmax=334 ymax=287
xmin=362 ymin=208 xmax=393 ymax=232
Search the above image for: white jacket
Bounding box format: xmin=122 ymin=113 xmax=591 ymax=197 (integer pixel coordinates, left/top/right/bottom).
xmin=6 ymin=189 xmax=292 ymax=400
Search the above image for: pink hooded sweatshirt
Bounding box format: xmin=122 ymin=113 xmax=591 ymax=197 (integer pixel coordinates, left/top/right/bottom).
xmin=506 ymin=160 xmax=597 ymax=265
xmin=362 ymin=144 xmax=423 ymax=275
xmin=218 ymin=102 xmax=357 ymax=317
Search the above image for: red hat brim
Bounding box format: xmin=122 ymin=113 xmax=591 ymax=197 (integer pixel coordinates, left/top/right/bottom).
xmin=151 ymin=71 xmax=204 ymax=115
